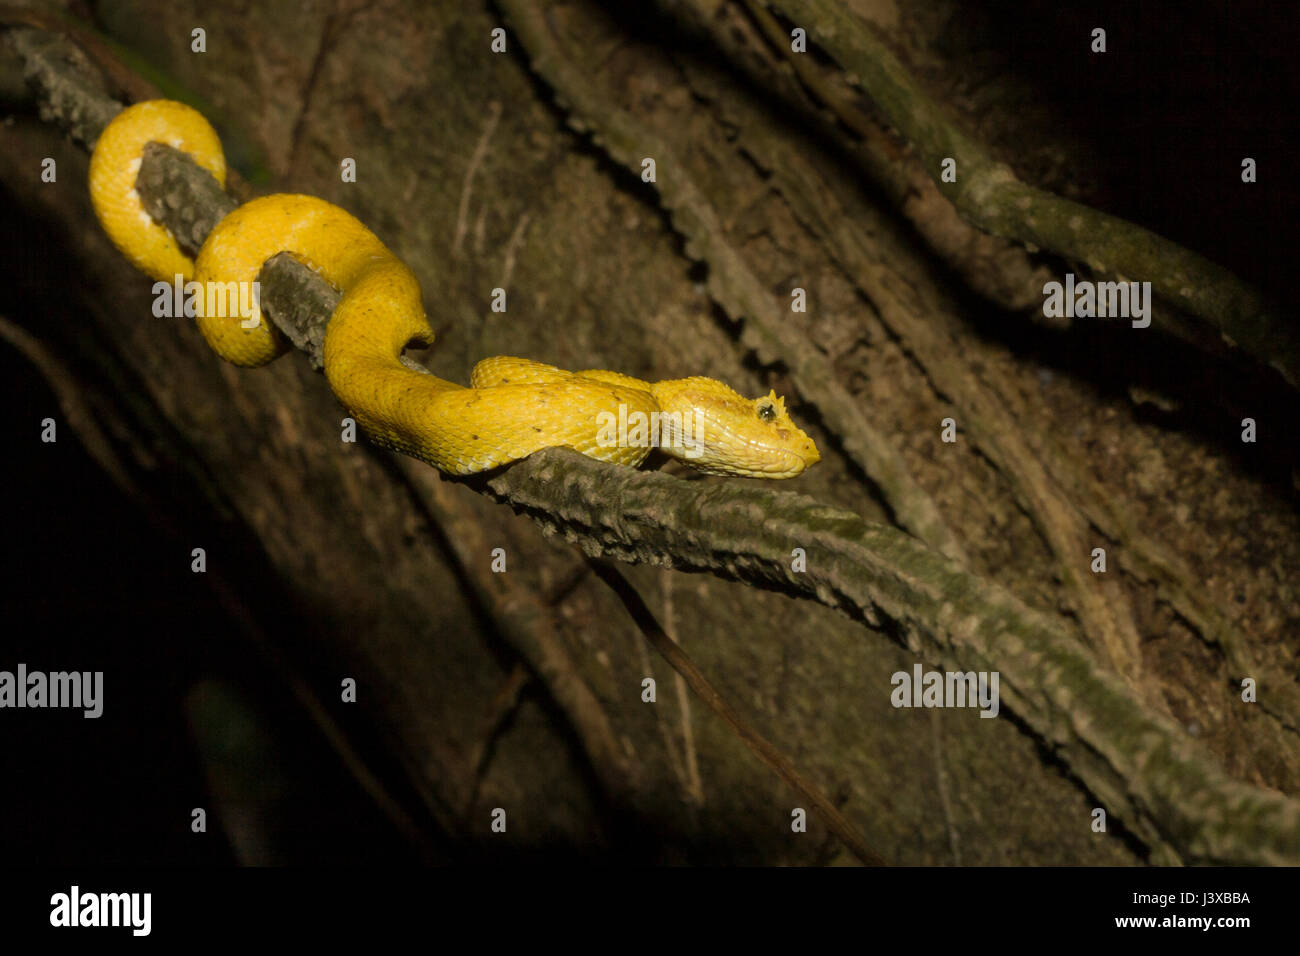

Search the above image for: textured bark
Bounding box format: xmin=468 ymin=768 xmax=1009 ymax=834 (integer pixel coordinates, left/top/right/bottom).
xmin=769 ymin=0 xmax=1300 ymax=389
xmin=484 ymin=447 xmax=1300 ymax=865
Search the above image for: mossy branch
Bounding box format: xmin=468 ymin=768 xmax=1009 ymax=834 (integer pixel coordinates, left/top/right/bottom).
xmin=482 ymin=447 xmax=1300 ymax=865
xmin=767 ymin=0 xmax=1300 ymax=389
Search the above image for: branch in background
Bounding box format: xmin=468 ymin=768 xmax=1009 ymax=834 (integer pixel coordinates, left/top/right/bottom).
xmin=765 ymin=0 xmax=1300 ymax=389
xmin=707 ymin=0 xmax=1052 ymax=315
xmin=500 ymin=0 xmax=968 ymax=565
xmin=589 ymin=557 xmax=884 ymax=865
xmin=394 ymin=456 xmax=642 ymax=809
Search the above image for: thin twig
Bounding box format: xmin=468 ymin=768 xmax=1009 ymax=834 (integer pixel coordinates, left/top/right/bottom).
xmin=453 ymin=100 xmax=502 ymax=258
xmin=587 ymin=557 xmax=886 ymax=866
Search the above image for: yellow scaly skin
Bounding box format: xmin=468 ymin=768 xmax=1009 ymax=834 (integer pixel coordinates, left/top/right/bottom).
xmin=88 ymin=100 xmax=822 ymax=478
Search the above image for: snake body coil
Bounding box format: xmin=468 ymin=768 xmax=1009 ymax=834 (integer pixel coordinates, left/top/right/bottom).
xmin=88 ymin=100 xmax=821 ymax=478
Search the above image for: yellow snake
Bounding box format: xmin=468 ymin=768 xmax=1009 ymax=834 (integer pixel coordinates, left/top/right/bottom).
xmin=88 ymin=100 xmax=821 ymax=478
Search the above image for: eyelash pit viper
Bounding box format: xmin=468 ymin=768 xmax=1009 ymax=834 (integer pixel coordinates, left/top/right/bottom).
xmin=87 ymin=99 xmax=821 ymax=478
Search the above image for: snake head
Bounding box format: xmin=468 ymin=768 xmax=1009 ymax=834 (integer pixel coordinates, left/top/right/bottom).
xmin=651 ymin=379 xmax=820 ymax=478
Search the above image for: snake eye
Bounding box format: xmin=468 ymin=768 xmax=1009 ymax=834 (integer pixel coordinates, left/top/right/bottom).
xmin=757 ymin=402 xmax=777 ymax=422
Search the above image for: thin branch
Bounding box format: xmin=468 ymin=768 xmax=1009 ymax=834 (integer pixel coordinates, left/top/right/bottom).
xmin=0 ymin=312 xmax=140 ymax=498
xmin=588 ymin=557 xmax=885 ymax=866
xmin=0 ymin=3 xmax=172 ymax=123
xmin=766 ymin=0 xmax=1300 ymax=389
xmin=399 ymin=456 xmax=642 ymax=806
xmin=462 ymin=663 xmax=533 ymax=819
xmin=720 ymin=0 xmax=1052 ymax=314
xmin=454 ymin=100 xmax=502 ymax=258
xmin=2 ymin=21 xmax=124 ymax=146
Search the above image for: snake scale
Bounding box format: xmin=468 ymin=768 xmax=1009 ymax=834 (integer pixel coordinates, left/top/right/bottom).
xmin=88 ymin=100 xmax=821 ymax=478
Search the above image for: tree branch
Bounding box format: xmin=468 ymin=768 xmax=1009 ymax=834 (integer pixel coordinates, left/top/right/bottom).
xmin=766 ymin=0 xmax=1300 ymax=389
xmin=480 ymin=447 xmax=1300 ymax=865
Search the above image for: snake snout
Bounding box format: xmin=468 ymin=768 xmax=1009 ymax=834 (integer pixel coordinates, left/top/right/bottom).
xmin=756 ymin=440 xmax=819 ymax=479
xmin=771 ymin=429 xmax=820 ymax=477
xmin=790 ymin=441 xmax=821 ymax=476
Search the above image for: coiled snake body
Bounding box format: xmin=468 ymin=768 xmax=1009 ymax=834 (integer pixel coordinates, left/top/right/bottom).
xmin=88 ymin=100 xmax=821 ymax=478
